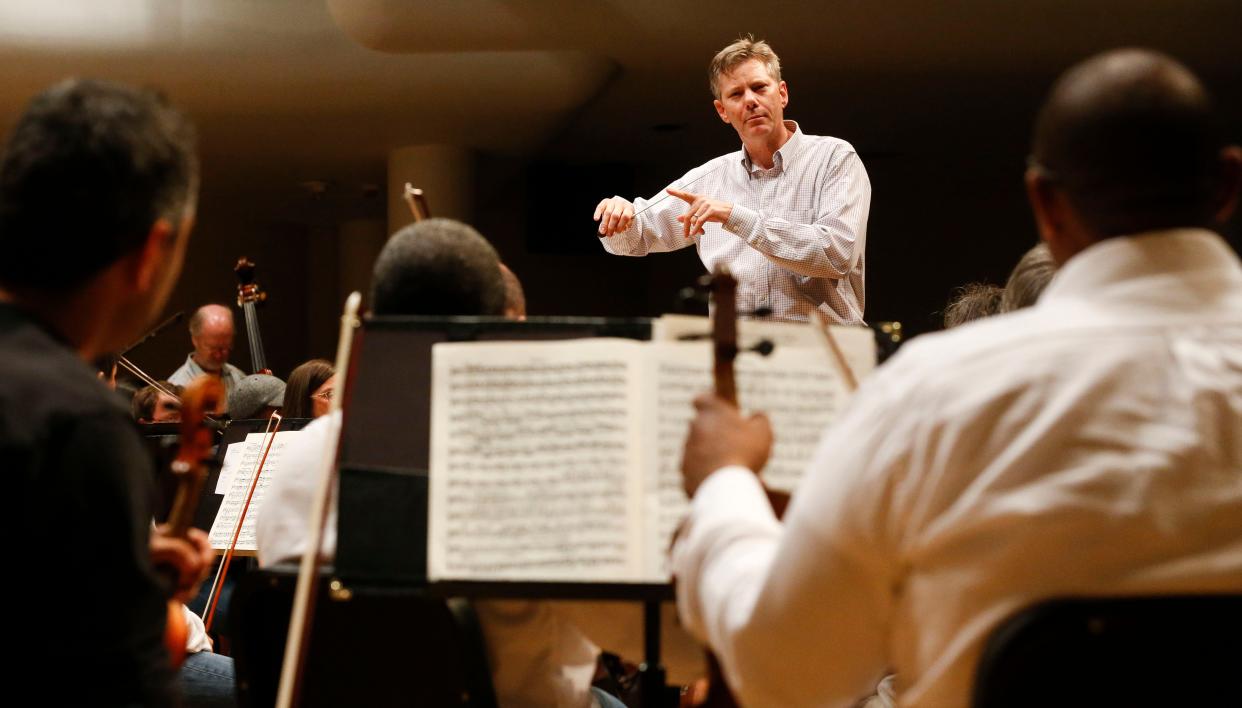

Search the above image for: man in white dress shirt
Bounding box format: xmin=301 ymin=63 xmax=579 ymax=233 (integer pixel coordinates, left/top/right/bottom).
xmin=594 ymin=36 xmax=871 ymax=324
xmin=671 ymin=49 xmax=1242 ymax=707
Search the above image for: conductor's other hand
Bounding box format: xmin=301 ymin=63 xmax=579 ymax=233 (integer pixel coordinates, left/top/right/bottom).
xmin=594 ymin=196 xmax=634 ymax=237
xmin=150 ymin=526 xmax=214 ymax=603
xmin=668 ymin=188 xmax=732 ymax=239
xmin=681 ymin=393 xmax=772 ymax=498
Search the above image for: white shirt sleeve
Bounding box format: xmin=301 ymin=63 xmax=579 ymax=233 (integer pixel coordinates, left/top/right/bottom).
xmin=255 ymin=412 xmax=341 ymax=567
xmin=600 ymin=161 xmax=726 ymax=257
xmin=671 ymin=374 xmax=901 ymax=707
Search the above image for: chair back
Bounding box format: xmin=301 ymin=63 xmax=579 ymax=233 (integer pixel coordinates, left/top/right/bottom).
xmin=973 ymin=594 xmax=1242 ymax=707
xmin=231 ymin=565 xmax=496 ymax=707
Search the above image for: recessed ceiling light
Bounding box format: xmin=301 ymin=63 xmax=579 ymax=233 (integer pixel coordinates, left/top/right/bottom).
xmin=0 ymin=0 xmax=153 ymax=48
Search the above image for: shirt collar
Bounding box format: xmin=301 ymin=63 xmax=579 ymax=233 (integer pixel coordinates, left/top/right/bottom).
xmin=183 ymin=352 xmax=204 ymax=373
xmin=741 ymin=120 xmax=802 ymax=174
xmin=1039 ymin=228 xmax=1242 ymax=308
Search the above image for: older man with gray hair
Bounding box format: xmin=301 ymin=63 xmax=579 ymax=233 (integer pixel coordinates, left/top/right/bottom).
xmin=169 ymin=303 xmax=246 ymax=394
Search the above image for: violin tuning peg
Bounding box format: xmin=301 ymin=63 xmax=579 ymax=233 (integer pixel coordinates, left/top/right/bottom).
xmin=750 ymin=339 xmax=775 ymax=356
xmin=678 ymin=287 xmax=709 ymax=307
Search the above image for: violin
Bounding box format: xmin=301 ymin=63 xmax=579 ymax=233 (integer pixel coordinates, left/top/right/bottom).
xmin=161 ymin=375 xmax=224 ymax=666
xmin=688 ymin=270 xmax=791 ymax=706
xmin=234 ymin=257 xmax=272 ymax=375
xmin=275 ymin=292 xmax=363 ymax=708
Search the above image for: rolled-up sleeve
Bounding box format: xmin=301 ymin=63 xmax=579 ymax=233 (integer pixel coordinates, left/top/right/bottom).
xmin=671 ymin=375 xmax=899 ymax=707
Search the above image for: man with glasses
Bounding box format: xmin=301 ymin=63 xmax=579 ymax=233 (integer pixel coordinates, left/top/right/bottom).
xmin=170 ymin=303 xmax=247 ymax=396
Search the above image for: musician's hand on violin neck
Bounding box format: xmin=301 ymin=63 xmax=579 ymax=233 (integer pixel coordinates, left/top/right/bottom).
xmin=151 ymin=526 xmax=214 ymax=603
xmin=680 ymin=393 xmax=773 ymax=498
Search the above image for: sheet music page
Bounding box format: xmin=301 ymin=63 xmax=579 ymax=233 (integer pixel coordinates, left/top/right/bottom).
xmin=652 ymin=314 xmax=877 ymax=380
xmin=428 ymin=339 xmax=646 ymax=582
xmin=641 ymin=341 xmax=859 ymax=579
xmin=208 ymin=430 xmax=300 ymax=551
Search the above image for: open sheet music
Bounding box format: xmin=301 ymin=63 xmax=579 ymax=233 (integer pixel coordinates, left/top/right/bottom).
xmin=208 ymin=430 xmax=303 ymax=552
xmin=429 ymin=331 xmax=874 ymax=584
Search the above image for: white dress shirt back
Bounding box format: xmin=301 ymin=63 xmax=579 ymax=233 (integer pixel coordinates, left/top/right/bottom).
xmin=673 ymin=229 xmax=1242 ymax=707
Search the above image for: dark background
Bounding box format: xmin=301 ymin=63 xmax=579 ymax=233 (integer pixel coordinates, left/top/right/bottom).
xmin=0 ymin=1 xmax=1237 ymax=381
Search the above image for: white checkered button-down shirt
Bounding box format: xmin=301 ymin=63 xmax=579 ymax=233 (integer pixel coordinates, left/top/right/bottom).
xmin=601 ymin=122 xmax=871 ymax=324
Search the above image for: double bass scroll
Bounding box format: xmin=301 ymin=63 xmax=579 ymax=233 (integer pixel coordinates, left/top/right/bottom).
xmin=234 ymin=257 xmax=271 ymax=375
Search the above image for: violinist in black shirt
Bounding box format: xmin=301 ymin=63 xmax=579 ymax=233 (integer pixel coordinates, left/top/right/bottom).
xmin=0 ymin=79 xmax=212 ymax=706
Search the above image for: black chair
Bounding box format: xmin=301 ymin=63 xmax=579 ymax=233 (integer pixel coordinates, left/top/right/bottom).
xmin=231 ymin=565 xmax=496 ymax=707
xmin=972 ymin=594 xmax=1242 ymax=707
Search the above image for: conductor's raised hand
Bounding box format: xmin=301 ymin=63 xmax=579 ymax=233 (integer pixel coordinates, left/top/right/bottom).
xmin=668 ymin=188 xmax=733 ymax=239
xmin=594 ymin=196 xmax=635 ymax=237
xmin=681 ymin=393 xmax=772 ymax=498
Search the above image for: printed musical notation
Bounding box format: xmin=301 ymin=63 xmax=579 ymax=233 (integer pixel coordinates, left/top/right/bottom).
xmin=644 ymin=343 xmax=845 ymax=577
xmin=429 ymin=341 xmax=644 ymax=582
xmin=209 ymin=430 xmax=300 ymax=552
xmin=428 ymin=335 xmax=871 ymax=584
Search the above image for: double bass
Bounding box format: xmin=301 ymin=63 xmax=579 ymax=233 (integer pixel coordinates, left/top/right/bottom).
xmin=234 ymin=257 xmax=271 ymax=375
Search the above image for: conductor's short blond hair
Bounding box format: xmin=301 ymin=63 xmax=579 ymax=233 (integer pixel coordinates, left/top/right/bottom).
xmin=708 ymin=35 xmax=782 ymax=99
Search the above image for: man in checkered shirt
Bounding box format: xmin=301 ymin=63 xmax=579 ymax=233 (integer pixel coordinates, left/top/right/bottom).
xmin=594 ymin=36 xmax=872 ymax=324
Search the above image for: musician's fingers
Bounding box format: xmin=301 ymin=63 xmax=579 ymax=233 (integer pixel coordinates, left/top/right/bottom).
xmin=599 ymin=203 xmax=618 ymax=236
xmin=683 ymin=202 xmax=703 ymax=238
xmin=150 ymin=535 xmax=197 ymax=594
xmin=748 ymin=410 xmax=772 ymax=434
xmin=691 ymin=209 xmax=707 ymax=236
xmin=692 ymin=392 xmax=728 ymax=411
xmin=667 ymin=187 xmax=697 ymax=204
xmin=619 ymin=203 xmax=634 ymax=231
xmin=593 ymin=198 xmax=609 ymax=222
xmin=185 ymin=528 xmax=214 ymax=582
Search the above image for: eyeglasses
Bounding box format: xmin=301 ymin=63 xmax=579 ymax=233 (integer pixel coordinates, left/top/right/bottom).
xmin=311 ymin=389 xmax=334 ymax=400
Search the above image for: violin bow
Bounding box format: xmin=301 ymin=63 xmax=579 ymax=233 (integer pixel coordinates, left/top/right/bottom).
xmin=809 ymin=311 xmax=860 ymax=394
xmin=276 ymin=291 xmax=363 ymax=708
xmin=403 ymin=183 xmax=429 ymax=222
xmin=202 ymin=412 xmax=284 ymax=633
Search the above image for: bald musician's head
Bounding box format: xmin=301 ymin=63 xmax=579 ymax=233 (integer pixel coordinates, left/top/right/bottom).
xmin=370 ymin=218 xmax=506 ymax=317
xmin=188 ymin=304 xmax=234 ymax=373
xmin=1026 ymin=49 xmax=1242 ymax=264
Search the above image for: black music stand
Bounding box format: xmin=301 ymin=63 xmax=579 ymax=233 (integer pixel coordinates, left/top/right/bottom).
xmin=332 ymin=316 xmax=679 ymax=706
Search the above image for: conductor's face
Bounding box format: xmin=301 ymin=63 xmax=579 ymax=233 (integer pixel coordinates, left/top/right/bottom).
xmin=713 ymin=59 xmax=789 ymax=146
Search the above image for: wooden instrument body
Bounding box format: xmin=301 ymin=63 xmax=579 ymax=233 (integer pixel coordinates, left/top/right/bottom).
xmin=162 ymin=376 xmax=224 ymax=666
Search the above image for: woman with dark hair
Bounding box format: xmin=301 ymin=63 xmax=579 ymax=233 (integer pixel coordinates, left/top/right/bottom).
xmin=283 ymin=359 xmax=335 ymax=419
